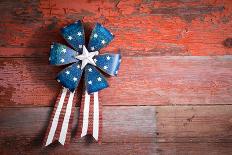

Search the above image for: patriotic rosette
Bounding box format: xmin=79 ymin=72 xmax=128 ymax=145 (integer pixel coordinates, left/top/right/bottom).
xmin=44 ymin=20 xmax=121 ymax=146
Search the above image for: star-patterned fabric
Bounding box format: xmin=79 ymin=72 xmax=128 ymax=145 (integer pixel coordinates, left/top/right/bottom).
xmin=61 ymin=20 xmax=85 ymax=53
xmin=49 ymin=20 xmax=121 ymax=94
xmin=50 ymin=43 xmax=77 ymax=66
xmin=88 ymin=23 xmax=114 ymax=52
xmin=84 ymin=65 xmax=109 ymax=93
xmin=95 ymin=53 xmax=121 ymax=76
xmin=56 ymin=62 xmax=83 ymax=92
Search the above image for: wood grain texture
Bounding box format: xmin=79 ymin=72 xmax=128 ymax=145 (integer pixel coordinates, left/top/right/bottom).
xmin=1 ymin=143 xmax=232 ymax=155
xmin=1 ymin=106 xmax=232 ymax=154
xmin=0 ymin=56 xmax=231 ymax=107
xmin=0 ymin=0 xmax=232 ymax=154
xmin=0 ymin=0 xmax=232 ymax=57
xmin=156 ymin=105 xmax=232 ymax=143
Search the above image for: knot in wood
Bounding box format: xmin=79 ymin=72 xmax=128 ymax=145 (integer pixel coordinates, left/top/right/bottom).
xmin=223 ymin=38 xmax=232 ymax=48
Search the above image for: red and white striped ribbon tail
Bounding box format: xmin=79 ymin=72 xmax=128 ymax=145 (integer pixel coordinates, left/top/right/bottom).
xmin=76 ymin=91 xmax=102 ymax=142
xmin=43 ymin=87 xmax=77 ymax=146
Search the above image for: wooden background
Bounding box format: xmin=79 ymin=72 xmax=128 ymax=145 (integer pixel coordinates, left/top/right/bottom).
xmin=0 ymin=0 xmax=232 ymax=154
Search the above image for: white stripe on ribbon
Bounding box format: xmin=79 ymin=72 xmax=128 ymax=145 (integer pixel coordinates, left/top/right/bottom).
xmin=58 ymin=90 xmax=75 ymax=145
xmin=45 ymin=88 xmax=67 ymax=146
xmin=81 ymin=91 xmax=90 ymax=137
xmin=93 ymin=92 xmax=99 ymax=140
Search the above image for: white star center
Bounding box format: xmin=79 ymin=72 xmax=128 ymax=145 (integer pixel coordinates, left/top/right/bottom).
xmin=68 ymin=36 xmax=72 ymax=40
xmin=75 ymin=45 xmax=98 ymax=69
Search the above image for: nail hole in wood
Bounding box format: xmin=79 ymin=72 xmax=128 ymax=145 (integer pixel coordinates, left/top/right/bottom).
xmin=223 ymin=38 xmax=232 ymax=48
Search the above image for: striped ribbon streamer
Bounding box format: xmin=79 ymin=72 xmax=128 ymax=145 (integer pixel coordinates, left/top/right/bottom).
xmin=44 ymin=88 xmax=77 ymax=146
xmin=76 ymin=91 xmax=102 ymax=142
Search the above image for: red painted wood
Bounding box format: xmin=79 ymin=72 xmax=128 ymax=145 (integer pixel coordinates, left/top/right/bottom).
xmin=0 ymin=1 xmax=232 ymax=154
xmin=0 ymin=56 xmax=231 ymax=107
xmin=1 ymin=106 xmax=232 ymax=143
xmin=1 ymin=106 xmax=232 ymax=154
xmin=0 ymin=0 xmax=231 ymax=57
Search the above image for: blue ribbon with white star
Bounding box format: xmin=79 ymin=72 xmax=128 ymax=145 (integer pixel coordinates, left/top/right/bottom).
xmin=45 ymin=20 xmax=121 ymax=146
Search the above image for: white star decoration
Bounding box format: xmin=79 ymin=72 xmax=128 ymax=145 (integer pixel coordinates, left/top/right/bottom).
xmin=103 ymin=66 xmax=108 ymax=70
xmin=88 ymin=68 xmax=92 ymax=72
xmin=101 ymin=40 xmax=106 ymax=44
xmin=88 ymin=80 xmax=92 ymax=85
xmin=97 ymin=77 xmax=102 ymax=81
xmin=68 ymin=36 xmax=72 ymax=40
xmin=62 ymin=48 xmax=66 ymax=53
xmin=65 ymin=71 xmax=70 ymax=75
xmin=61 ymin=58 xmax=65 ymax=63
xmin=91 ymin=47 xmax=95 ymax=51
xmin=94 ymin=33 xmax=98 ymax=38
xmin=75 ymin=45 xmax=98 ymax=70
xmin=77 ymin=32 xmax=82 ymax=36
xmin=73 ymin=77 xmax=77 ymax=82
xmin=106 ymin=56 xmax=111 ymax=60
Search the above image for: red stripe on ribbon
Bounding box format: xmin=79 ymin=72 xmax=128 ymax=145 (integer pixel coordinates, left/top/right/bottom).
xmin=43 ymin=88 xmax=77 ymax=146
xmin=87 ymin=95 xmax=94 ymax=135
xmin=44 ymin=88 xmax=102 ymax=146
xmin=75 ymin=92 xmax=85 ymax=139
xmin=75 ymin=91 xmax=102 ymax=142
xmin=43 ymin=89 xmax=64 ymax=146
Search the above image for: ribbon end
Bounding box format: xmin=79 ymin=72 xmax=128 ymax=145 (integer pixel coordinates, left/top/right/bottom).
xmin=92 ymin=134 xmax=98 ymax=141
xmin=81 ymin=133 xmax=87 ymax=138
xmin=58 ymin=139 xmax=65 ymax=145
xmin=45 ymin=139 xmax=53 ymax=147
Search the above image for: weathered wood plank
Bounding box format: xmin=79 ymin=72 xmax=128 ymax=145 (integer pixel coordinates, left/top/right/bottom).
xmin=0 ymin=0 xmax=231 ymax=57
xmin=1 ymin=106 xmax=232 ymax=143
xmin=0 ymin=56 xmax=231 ymax=106
xmin=1 ymin=142 xmax=232 ymax=155
xmin=156 ymin=105 xmax=232 ymax=143
xmin=1 ymin=106 xmax=232 ymax=154
xmin=0 ymin=106 xmax=155 ymax=143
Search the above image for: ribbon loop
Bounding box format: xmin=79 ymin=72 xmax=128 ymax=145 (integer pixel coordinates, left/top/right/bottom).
xmin=84 ymin=65 xmax=109 ymax=94
xmin=50 ymin=43 xmax=77 ymax=66
xmin=88 ymin=23 xmax=114 ymax=52
xmin=95 ymin=53 xmax=121 ymax=76
xmin=61 ymin=20 xmax=85 ymax=53
xmin=57 ymin=62 xmax=83 ymax=92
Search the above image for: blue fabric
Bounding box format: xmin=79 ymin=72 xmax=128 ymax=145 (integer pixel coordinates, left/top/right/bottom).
xmin=95 ymin=53 xmax=121 ymax=76
xmin=88 ymin=23 xmax=114 ymax=52
xmin=84 ymin=65 xmax=109 ymax=94
xmin=57 ymin=62 xmax=82 ymax=92
xmin=50 ymin=20 xmax=121 ymax=93
xmin=61 ymin=20 xmax=85 ymax=53
xmin=50 ymin=43 xmax=77 ymax=66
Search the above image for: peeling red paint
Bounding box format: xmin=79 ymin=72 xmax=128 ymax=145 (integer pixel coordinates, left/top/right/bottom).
xmin=0 ymin=0 xmax=231 ymax=57
xmin=0 ymin=57 xmax=232 ymax=106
